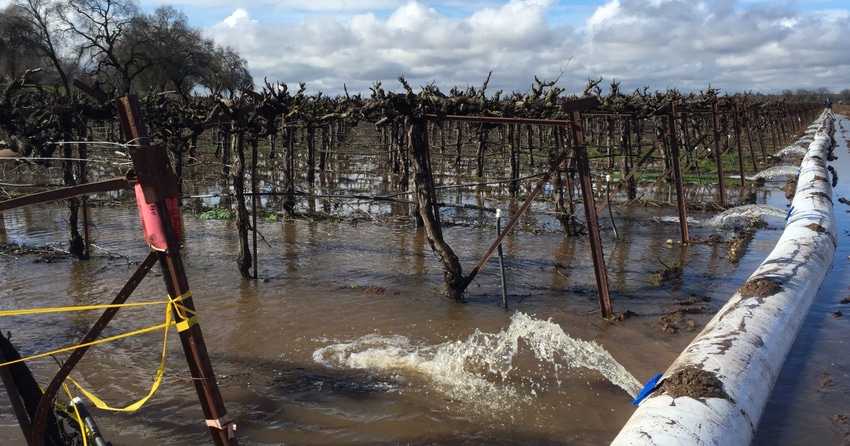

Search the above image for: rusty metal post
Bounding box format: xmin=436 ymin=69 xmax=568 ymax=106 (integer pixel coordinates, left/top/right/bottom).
xmin=570 ymin=110 xmax=613 ymax=318
xmin=769 ymin=105 xmax=780 ymax=153
xmin=712 ymin=102 xmax=727 ymax=207
xmin=564 ymin=154 xmax=578 ymax=236
xmin=742 ymin=103 xmax=760 ymax=169
xmin=755 ymin=107 xmax=769 ymax=161
xmin=667 ymin=106 xmax=689 ymax=245
xmin=251 ymin=138 xmax=259 ymax=279
xmin=621 ymin=117 xmax=636 ymax=201
xmin=782 ymin=104 xmax=797 ymax=145
xmin=779 ymin=104 xmax=789 ymax=146
xmin=0 ymin=345 xmax=34 ymax=445
xmin=780 ymin=105 xmax=792 ymax=144
xmin=496 ymin=209 xmax=508 ymax=309
xmin=733 ymin=104 xmax=746 ymax=188
xmin=116 ymin=96 xmax=239 ymax=446
xmin=0 ymin=178 xmax=131 ymax=213
xmin=775 ymin=105 xmax=785 ymax=146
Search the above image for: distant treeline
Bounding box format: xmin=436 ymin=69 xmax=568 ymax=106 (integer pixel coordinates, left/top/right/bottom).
xmin=776 ymin=87 xmax=849 ymax=104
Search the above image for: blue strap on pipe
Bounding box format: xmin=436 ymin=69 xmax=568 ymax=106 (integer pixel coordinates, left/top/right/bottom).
xmin=632 ymin=373 xmax=663 ymax=406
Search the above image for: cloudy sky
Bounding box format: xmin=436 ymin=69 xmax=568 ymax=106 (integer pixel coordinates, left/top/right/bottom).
xmin=7 ymin=0 xmax=850 ymax=96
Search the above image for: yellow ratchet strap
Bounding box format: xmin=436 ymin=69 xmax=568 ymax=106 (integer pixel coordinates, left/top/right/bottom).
xmin=0 ymin=301 xmax=168 ymax=317
xmin=168 ymin=291 xmax=198 ymax=332
xmin=66 ymin=304 xmax=174 ymax=413
xmin=0 ymin=318 xmax=175 ymax=369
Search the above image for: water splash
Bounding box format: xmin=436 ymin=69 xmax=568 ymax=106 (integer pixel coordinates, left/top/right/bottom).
xmin=313 ymin=312 xmax=643 ymax=411
xmin=747 ymin=165 xmax=799 ymax=181
xmin=660 ymin=204 xmax=787 ymax=228
xmin=707 ymin=204 xmax=787 ymax=227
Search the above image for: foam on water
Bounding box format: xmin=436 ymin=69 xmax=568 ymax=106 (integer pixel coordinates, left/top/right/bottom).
xmin=661 ymin=204 xmax=787 ymax=228
xmin=747 ymin=165 xmax=800 ymax=181
xmin=313 ymin=312 xmax=643 ymax=412
xmin=707 ymin=204 xmax=787 ymax=227
xmin=775 ymin=145 xmax=808 ymax=158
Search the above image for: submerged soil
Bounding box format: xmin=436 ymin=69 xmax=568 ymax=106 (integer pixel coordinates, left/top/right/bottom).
xmin=0 ymin=242 xmax=70 ymax=262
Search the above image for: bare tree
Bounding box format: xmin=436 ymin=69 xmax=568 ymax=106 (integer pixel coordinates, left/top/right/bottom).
xmin=815 ymin=86 xmax=832 ymax=103
xmin=15 ymin=0 xmax=75 ymax=93
xmin=65 ymin=0 xmax=150 ymax=94
xmin=793 ymin=88 xmax=817 ymax=102
xmin=136 ymin=6 xmax=213 ymax=98
xmin=199 ymin=45 xmax=253 ymax=98
xmin=0 ymin=5 xmax=42 ymax=82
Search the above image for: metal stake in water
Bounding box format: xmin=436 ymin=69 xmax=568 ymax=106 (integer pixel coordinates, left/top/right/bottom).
xmin=496 ymin=209 xmax=508 ymax=309
xmin=605 ymin=175 xmax=619 ymax=240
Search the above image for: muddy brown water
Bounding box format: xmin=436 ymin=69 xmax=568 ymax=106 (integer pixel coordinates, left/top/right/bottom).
xmin=0 ymin=120 xmax=848 ymax=444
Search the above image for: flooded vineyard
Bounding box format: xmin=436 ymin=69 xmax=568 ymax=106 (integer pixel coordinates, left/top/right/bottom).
xmin=0 ymin=100 xmax=848 ymax=445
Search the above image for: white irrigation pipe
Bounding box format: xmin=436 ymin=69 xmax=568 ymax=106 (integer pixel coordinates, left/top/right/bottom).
xmin=612 ymin=110 xmax=836 ymax=446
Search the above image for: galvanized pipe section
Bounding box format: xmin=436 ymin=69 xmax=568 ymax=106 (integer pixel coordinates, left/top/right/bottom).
xmin=612 ymin=110 xmax=836 ymax=446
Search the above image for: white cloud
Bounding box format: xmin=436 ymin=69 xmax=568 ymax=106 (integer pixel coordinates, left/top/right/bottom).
xmin=175 ymin=0 xmax=850 ymax=95
xmin=221 ymin=8 xmax=258 ymax=27
xmin=586 ymin=0 xmax=623 ymax=30
xmin=573 ymin=0 xmax=850 ymax=94
xmin=203 ymin=0 xmax=583 ymax=95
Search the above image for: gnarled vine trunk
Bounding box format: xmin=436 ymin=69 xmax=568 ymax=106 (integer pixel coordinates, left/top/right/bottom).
xmin=62 ymin=141 xmax=86 ymax=259
xmin=408 ymin=118 xmax=469 ymax=301
xmin=231 ymin=132 xmax=253 ymax=278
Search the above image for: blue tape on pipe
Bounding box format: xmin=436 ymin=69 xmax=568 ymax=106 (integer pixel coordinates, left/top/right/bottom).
xmin=786 ymin=205 xmax=795 ymax=221
xmin=632 ymin=373 xmax=663 ymax=406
